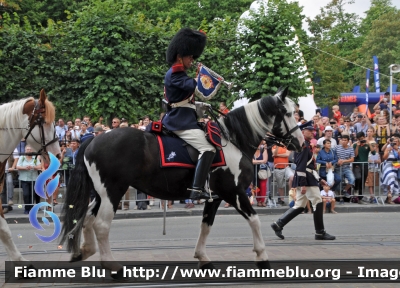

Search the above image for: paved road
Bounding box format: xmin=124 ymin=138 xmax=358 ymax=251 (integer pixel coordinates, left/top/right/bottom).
xmin=1 ymin=213 xmax=400 ymax=287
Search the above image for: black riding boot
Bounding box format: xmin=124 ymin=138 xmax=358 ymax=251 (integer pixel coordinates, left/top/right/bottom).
xmin=271 ymin=207 xmax=304 ymax=239
xmin=188 ymin=151 xmax=219 ymax=200
xmin=314 ymin=202 xmax=336 ymax=240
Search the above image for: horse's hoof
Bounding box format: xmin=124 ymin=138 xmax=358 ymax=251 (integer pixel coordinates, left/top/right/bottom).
xmin=70 ymin=254 xmax=83 ymax=262
xmin=256 ymin=260 xmax=271 ymax=269
xmin=199 ymin=262 xmax=215 ymax=270
xmin=111 ymin=268 xmax=125 ymax=281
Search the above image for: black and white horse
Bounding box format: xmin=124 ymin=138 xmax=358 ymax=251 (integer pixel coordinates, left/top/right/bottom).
xmin=60 ymin=88 xmax=304 ymax=275
xmin=0 ymin=90 xmax=60 ymax=264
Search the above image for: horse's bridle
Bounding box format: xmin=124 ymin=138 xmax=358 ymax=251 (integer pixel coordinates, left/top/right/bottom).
xmin=24 ymin=100 xmax=59 ymax=155
xmin=264 ymin=98 xmax=300 ymax=151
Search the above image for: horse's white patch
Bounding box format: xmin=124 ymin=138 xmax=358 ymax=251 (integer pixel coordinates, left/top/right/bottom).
xmin=218 ymin=138 xmax=242 ymax=186
xmin=243 ymin=101 xmax=270 ymax=141
xmin=166 ymin=151 xmax=176 ymax=161
xmin=235 ymin=194 xmax=241 ymax=211
xmin=194 ymin=223 xmax=211 ymax=262
xmin=84 ymin=157 xmax=122 ymax=271
xmin=247 ymin=215 xmax=268 ymax=261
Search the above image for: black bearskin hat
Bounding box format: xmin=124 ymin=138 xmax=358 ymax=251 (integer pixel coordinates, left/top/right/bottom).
xmin=166 ymin=28 xmax=207 ymax=66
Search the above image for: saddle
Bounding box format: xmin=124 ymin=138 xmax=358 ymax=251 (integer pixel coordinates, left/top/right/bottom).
xmin=150 ymin=121 xmax=226 ymax=169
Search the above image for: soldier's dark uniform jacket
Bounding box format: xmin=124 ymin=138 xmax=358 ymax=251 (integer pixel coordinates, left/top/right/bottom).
xmin=292 ymin=140 xmax=319 ymax=187
xmin=162 ymin=63 xmax=199 ymax=131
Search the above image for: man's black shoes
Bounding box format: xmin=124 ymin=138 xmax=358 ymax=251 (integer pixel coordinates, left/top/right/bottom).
xmin=315 ymin=231 xmax=336 ymax=240
xmin=271 ymin=222 xmax=284 ymax=240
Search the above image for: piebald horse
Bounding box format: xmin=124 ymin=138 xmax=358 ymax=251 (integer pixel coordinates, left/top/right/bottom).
xmin=0 ymin=90 xmax=61 ymax=264
xmin=60 ymin=89 xmax=304 ymax=277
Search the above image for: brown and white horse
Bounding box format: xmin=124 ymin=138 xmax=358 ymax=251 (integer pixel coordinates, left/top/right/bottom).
xmin=0 ymin=89 xmax=60 ymax=264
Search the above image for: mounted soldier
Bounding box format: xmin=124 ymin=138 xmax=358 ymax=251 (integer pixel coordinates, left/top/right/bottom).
xmin=162 ymin=28 xmax=217 ymax=200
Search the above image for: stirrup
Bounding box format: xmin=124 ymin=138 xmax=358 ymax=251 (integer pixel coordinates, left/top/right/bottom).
xmin=187 ymin=188 xmax=218 ymax=201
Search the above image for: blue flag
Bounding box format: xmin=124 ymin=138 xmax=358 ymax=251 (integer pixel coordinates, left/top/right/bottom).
xmin=195 ymin=65 xmax=222 ymax=101
xmin=373 ymin=56 xmax=380 ymax=93
xmin=366 ymin=68 xmax=370 ymax=106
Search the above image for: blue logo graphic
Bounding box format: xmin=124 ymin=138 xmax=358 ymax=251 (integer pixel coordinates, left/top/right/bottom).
xmin=29 ymin=152 xmax=62 ymax=242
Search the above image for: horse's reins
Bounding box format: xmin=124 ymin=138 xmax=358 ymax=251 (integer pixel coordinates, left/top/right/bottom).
xmin=0 ymin=99 xmax=58 ymax=157
xmin=206 ymin=98 xmax=300 ymax=154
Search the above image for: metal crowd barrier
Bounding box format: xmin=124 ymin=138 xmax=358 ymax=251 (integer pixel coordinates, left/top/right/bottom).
xmin=1 ymin=160 xmax=396 ymax=211
xmin=1 ymin=169 xmax=163 ymax=211
xmin=267 ymin=161 xmax=388 ymax=208
xmin=269 ymin=163 xmax=295 ymax=208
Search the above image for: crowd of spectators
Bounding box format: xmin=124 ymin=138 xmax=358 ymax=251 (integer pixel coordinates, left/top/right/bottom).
xmin=257 ymin=92 xmax=400 ymax=209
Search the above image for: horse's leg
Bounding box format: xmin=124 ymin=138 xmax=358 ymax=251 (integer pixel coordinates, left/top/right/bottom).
xmin=232 ymin=192 xmax=270 ymax=268
xmin=71 ymin=212 xmax=96 ymax=262
xmin=0 ymin=213 xmax=29 ymax=263
xmin=194 ymin=199 xmax=222 ymax=265
xmin=92 ymin=186 xmax=123 ymax=275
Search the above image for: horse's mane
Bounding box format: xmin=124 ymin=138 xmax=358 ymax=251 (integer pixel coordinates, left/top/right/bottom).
xmin=221 ymin=96 xmax=277 ymax=149
xmin=40 ymin=89 xmax=56 ymax=125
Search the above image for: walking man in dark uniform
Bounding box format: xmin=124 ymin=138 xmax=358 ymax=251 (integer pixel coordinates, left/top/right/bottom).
xmin=271 ymin=121 xmax=336 ymax=240
xmin=162 ymin=28 xmax=217 ymax=200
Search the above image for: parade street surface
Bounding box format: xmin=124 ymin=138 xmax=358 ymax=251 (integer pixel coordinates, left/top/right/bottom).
xmin=1 ymin=208 xmax=400 ymax=287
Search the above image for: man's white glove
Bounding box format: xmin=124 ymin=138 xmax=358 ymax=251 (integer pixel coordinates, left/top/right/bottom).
xmin=195 ymin=101 xmax=211 ymax=108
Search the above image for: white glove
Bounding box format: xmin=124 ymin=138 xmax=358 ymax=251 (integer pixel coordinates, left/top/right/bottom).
xmin=195 ymin=101 xmax=211 ymax=108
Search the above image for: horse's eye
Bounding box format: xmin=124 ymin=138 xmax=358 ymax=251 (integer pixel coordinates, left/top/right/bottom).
xmin=285 ymin=112 xmax=292 ymax=117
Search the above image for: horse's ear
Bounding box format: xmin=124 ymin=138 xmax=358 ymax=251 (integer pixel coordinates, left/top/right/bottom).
xmin=279 ymin=87 xmax=289 ymax=102
xmin=39 ymin=89 xmax=47 ymax=106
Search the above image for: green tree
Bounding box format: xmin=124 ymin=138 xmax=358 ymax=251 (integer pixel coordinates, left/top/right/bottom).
xmin=308 ymin=42 xmax=350 ymax=108
xmin=234 ymin=0 xmax=310 ymax=101
xmin=49 ymin=0 xmax=173 ymax=122
xmin=304 ymin=0 xmax=362 ymax=106
xmin=0 ymin=13 xmax=57 ymax=102
xmin=356 ymin=9 xmax=400 ymax=90
xmin=0 ymin=0 xmax=87 ymax=27
xmin=127 ymin=0 xmax=253 ymax=28
xmin=359 ymin=0 xmax=397 ymax=37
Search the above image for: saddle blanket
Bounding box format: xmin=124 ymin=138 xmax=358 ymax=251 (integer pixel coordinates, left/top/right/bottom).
xmin=156 ymin=135 xmax=226 ymax=168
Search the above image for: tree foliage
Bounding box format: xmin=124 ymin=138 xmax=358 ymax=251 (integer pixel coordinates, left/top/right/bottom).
xmin=305 ymin=0 xmax=400 ymax=108
xmin=304 ymin=0 xmax=362 ymax=107
xmin=4 ymin=0 xmax=397 ymax=123
xmin=234 ymin=0 xmax=310 ymax=102
xmin=355 ymin=9 xmax=400 ymax=90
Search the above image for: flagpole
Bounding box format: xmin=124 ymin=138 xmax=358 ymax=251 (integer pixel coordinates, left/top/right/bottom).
xmin=390 ymin=66 xmax=393 ymax=130
xmin=388 ymin=64 xmax=400 ymax=131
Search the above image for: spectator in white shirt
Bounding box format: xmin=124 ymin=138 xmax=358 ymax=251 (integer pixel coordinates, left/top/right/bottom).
xmin=320 ymin=185 xmax=337 ymax=214
xmin=317 ymin=126 xmax=337 ymax=149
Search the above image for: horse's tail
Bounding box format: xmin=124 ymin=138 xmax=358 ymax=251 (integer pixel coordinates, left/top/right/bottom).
xmin=59 ymin=137 xmax=95 ymax=254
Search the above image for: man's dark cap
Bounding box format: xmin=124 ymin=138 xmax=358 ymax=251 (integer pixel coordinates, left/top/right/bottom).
xmin=299 ymin=120 xmax=315 ymax=131
xmin=166 ymin=28 xmax=207 ymax=66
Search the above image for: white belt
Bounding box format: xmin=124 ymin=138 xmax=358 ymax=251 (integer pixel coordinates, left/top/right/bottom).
xmin=170 ymin=95 xmax=195 ymax=109
xmin=306 ymin=168 xmax=320 ymax=181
